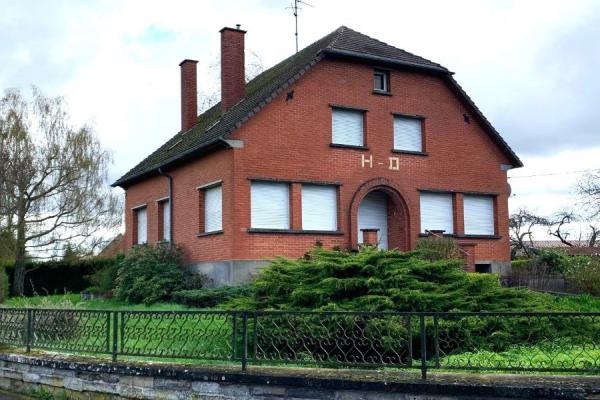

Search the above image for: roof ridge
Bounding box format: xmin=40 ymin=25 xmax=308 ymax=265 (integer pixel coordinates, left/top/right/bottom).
xmin=334 ymin=26 xmax=446 ymax=70
xmin=327 ymin=25 xmax=347 ymax=49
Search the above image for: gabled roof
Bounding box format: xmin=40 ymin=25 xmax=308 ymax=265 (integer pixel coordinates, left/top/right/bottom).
xmin=113 ymin=26 xmax=522 ymax=188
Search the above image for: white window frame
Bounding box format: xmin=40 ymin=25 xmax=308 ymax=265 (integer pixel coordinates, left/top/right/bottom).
xmin=160 ymin=199 xmax=170 ymax=241
xmin=301 ymin=184 xmax=338 ymax=231
xmin=134 ymin=206 xmax=148 ymax=245
xmin=204 ymin=184 xmax=223 ymax=233
xmin=419 ymin=192 xmax=454 ymax=234
xmin=250 ymin=181 xmax=290 ymax=230
xmin=331 ymin=107 xmax=365 ymax=147
xmin=373 ymin=70 xmax=389 ymax=92
xmin=393 ymin=115 xmax=423 ymax=152
xmin=463 ymin=195 xmax=495 ymax=236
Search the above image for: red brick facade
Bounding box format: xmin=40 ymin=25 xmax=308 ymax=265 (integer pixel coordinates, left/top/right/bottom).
xmin=123 ymin=57 xmax=514 ymax=273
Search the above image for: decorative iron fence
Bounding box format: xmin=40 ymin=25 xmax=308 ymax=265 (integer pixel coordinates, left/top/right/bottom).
xmin=0 ymin=308 xmax=598 ymax=379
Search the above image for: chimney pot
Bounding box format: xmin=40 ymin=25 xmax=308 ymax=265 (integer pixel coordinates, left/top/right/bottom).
xmin=179 ymin=59 xmax=198 ymax=132
xmin=220 ymin=26 xmax=246 ymax=113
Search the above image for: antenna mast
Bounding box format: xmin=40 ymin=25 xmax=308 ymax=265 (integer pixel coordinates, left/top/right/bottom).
xmin=288 ymin=0 xmax=313 ymax=53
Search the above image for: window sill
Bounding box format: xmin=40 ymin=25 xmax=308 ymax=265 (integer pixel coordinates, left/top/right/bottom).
xmin=372 ymin=90 xmax=392 ymax=96
xmin=329 ymin=143 xmax=369 ymax=151
xmin=418 ymin=233 xmax=501 ymax=240
xmin=248 ymin=228 xmax=344 ymax=235
xmin=391 ymin=150 xmax=428 ymax=156
xmin=196 ymin=230 xmax=224 ymax=237
xmin=456 ymin=234 xmax=501 ymax=240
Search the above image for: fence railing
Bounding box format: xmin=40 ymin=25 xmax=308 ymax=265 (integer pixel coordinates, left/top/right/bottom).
xmin=0 ymin=309 xmax=598 ymax=379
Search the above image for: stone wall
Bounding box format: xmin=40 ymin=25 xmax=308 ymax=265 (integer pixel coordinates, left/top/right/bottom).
xmin=0 ymin=352 xmax=597 ymax=400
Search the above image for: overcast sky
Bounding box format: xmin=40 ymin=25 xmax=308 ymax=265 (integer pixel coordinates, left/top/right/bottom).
xmin=2 ymin=0 xmax=599 ymax=238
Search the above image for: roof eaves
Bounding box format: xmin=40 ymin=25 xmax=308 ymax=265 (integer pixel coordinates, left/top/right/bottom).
xmin=111 ymin=136 xmax=229 ymax=188
xmin=444 ymin=75 xmax=523 ymax=168
xmin=321 ymin=48 xmax=451 ymax=74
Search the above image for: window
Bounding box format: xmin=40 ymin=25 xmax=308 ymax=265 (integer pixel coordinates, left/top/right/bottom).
xmin=204 ymin=185 xmax=223 ymax=232
xmin=301 ymin=185 xmax=337 ymax=231
xmin=159 ymin=199 xmax=170 ymax=241
xmin=373 ymin=70 xmax=389 ymax=92
xmin=332 ymin=108 xmax=364 ymax=147
xmin=420 ymin=193 xmax=453 ymax=234
xmin=134 ymin=207 xmax=147 ymax=244
xmin=464 ymin=195 xmax=495 ymax=235
xmin=251 ymin=182 xmax=290 ymax=229
xmin=394 ymin=116 xmax=422 ymax=152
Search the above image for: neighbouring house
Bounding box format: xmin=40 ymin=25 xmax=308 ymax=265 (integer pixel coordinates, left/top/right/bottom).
xmin=97 ymin=234 xmax=124 ymax=259
xmin=112 ymin=26 xmax=522 ymax=285
xmin=529 ymin=240 xmax=600 ymax=256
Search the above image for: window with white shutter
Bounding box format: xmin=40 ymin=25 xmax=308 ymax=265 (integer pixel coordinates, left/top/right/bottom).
xmin=204 ymin=185 xmax=223 ymax=232
xmin=420 ymin=193 xmax=453 ymax=234
xmin=332 ymin=108 xmax=364 ymax=146
xmin=161 ymin=200 xmax=170 ymax=241
xmin=251 ymin=182 xmax=290 ymax=229
xmin=394 ymin=116 xmax=422 ymax=152
xmin=135 ymin=207 xmax=147 ymax=244
xmin=301 ymin=185 xmax=337 ymax=231
xmin=464 ymin=195 xmax=495 ymax=235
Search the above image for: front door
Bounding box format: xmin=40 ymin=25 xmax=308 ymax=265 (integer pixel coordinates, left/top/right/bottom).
xmin=357 ymin=191 xmax=388 ymax=249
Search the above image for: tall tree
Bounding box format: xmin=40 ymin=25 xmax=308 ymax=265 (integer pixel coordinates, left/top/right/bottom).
xmin=0 ymin=88 xmax=120 ymax=295
xmin=577 ymin=170 xmax=600 ymax=219
xmin=509 ymin=208 xmax=548 ymax=258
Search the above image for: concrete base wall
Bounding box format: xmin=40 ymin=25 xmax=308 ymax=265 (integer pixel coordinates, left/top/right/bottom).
xmin=186 ymin=259 xmax=270 ymax=287
xmin=0 ymin=353 xmax=595 ymax=400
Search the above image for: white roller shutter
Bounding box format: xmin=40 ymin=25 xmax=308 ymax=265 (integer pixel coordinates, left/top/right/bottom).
xmin=394 ymin=116 xmax=422 ymax=152
xmin=162 ymin=200 xmax=170 ymax=241
xmin=420 ymin=193 xmax=453 ymax=234
xmin=302 ymin=185 xmax=337 ymax=231
xmin=332 ymin=109 xmax=363 ymax=146
xmin=205 ymin=185 xmax=223 ymax=232
xmin=464 ymin=195 xmax=494 ymax=235
xmin=357 ymin=191 xmax=388 ymax=249
xmin=136 ymin=208 xmax=147 ymax=244
xmin=251 ymin=182 xmax=290 ymax=229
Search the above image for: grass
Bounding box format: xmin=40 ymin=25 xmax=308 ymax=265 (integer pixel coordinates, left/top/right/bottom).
xmin=439 ymin=341 xmax=600 ymax=371
xmin=1 ymin=294 xmax=195 ymax=311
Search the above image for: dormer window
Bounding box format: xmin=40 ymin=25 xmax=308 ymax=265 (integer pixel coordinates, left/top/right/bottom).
xmin=373 ymin=70 xmax=389 ymax=93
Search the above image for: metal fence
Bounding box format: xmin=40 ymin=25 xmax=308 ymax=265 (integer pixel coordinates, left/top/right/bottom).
xmin=0 ymin=309 xmax=598 ymax=379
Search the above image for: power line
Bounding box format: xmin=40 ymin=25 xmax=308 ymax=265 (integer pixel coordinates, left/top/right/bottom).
xmin=508 ymin=168 xmax=599 ymax=179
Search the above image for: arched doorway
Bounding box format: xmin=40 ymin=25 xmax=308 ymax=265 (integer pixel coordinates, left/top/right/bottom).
xmin=350 ymin=178 xmax=410 ymax=251
xmin=357 ymin=191 xmax=389 ymax=249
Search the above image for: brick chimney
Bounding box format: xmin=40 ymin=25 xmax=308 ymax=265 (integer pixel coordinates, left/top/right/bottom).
xmin=220 ymin=25 xmax=246 ymax=113
xmin=179 ymin=59 xmax=198 ymax=132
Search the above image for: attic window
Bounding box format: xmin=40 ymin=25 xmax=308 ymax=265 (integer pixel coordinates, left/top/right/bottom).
xmin=373 ymin=70 xmax=389 ymax=93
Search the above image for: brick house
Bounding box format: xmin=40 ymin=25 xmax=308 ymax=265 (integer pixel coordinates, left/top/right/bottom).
xmin=112 ymin=26 xmax=522 ymax=285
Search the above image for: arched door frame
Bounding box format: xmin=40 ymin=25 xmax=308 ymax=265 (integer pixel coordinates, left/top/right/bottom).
xmin=349 ymin=178 xmax=411 ymax=250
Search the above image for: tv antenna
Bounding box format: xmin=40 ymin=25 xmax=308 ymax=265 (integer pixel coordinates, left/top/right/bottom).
xmin=287 ymin=0 xmax=313 ymax=53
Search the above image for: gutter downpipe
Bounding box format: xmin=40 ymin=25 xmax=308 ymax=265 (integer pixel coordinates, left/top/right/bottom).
xmin=158 ymin=167 xmax=174 ymax=243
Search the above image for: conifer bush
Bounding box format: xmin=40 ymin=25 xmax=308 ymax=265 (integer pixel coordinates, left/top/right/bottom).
xmin=227 ymin=247 xmax=597 ymax=362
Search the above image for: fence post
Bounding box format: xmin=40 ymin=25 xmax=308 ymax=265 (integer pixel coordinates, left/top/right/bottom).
xmin=241 ymin=312 xmax=248 ymax=371
xmin=112 ymin=311 xmax=118 ymax=362
xmin=419 ymin=314 xmax=427 ymax=380
xmin=433 ymin=315 xmax=440 ymax=368
xmin=25 ymin=309 xmax=33 ymax=352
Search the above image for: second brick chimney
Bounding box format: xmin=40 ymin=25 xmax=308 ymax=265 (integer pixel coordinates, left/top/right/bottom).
xmin=220 ymin=25 xmax=246 ymax=113
xmin=179 ymin=59 xmax=198 ymax=132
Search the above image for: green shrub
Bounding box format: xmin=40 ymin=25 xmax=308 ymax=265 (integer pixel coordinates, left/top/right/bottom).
xmin=173 ymin=286 xmax=251 ymax=308
xmin=115 ymin=243 xmax=186 ymax=304
xmin=415 ymin=237 xmax=460 ymax=261
xmin=511 ymin=259 xmax=531 ymax=268
xmin=231 ymin=247 xmax=598 ymax=362
xmin=86 ymin=254 xmax=123 ymax=295
xmin=566 ymin=257 xmax=600 ymax=296
xmin=0 ymin=262 xmax=8 ymax=303
xmin=4 ymin=257 xmax=116 ymax=296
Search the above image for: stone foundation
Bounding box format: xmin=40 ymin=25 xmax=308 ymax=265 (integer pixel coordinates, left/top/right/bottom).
xmin=0 ymin=352 xmax=598 ymax=399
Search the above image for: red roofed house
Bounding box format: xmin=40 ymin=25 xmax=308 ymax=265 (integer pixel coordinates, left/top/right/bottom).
xmin=112 ymin=26 xmax=522 ymax=285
